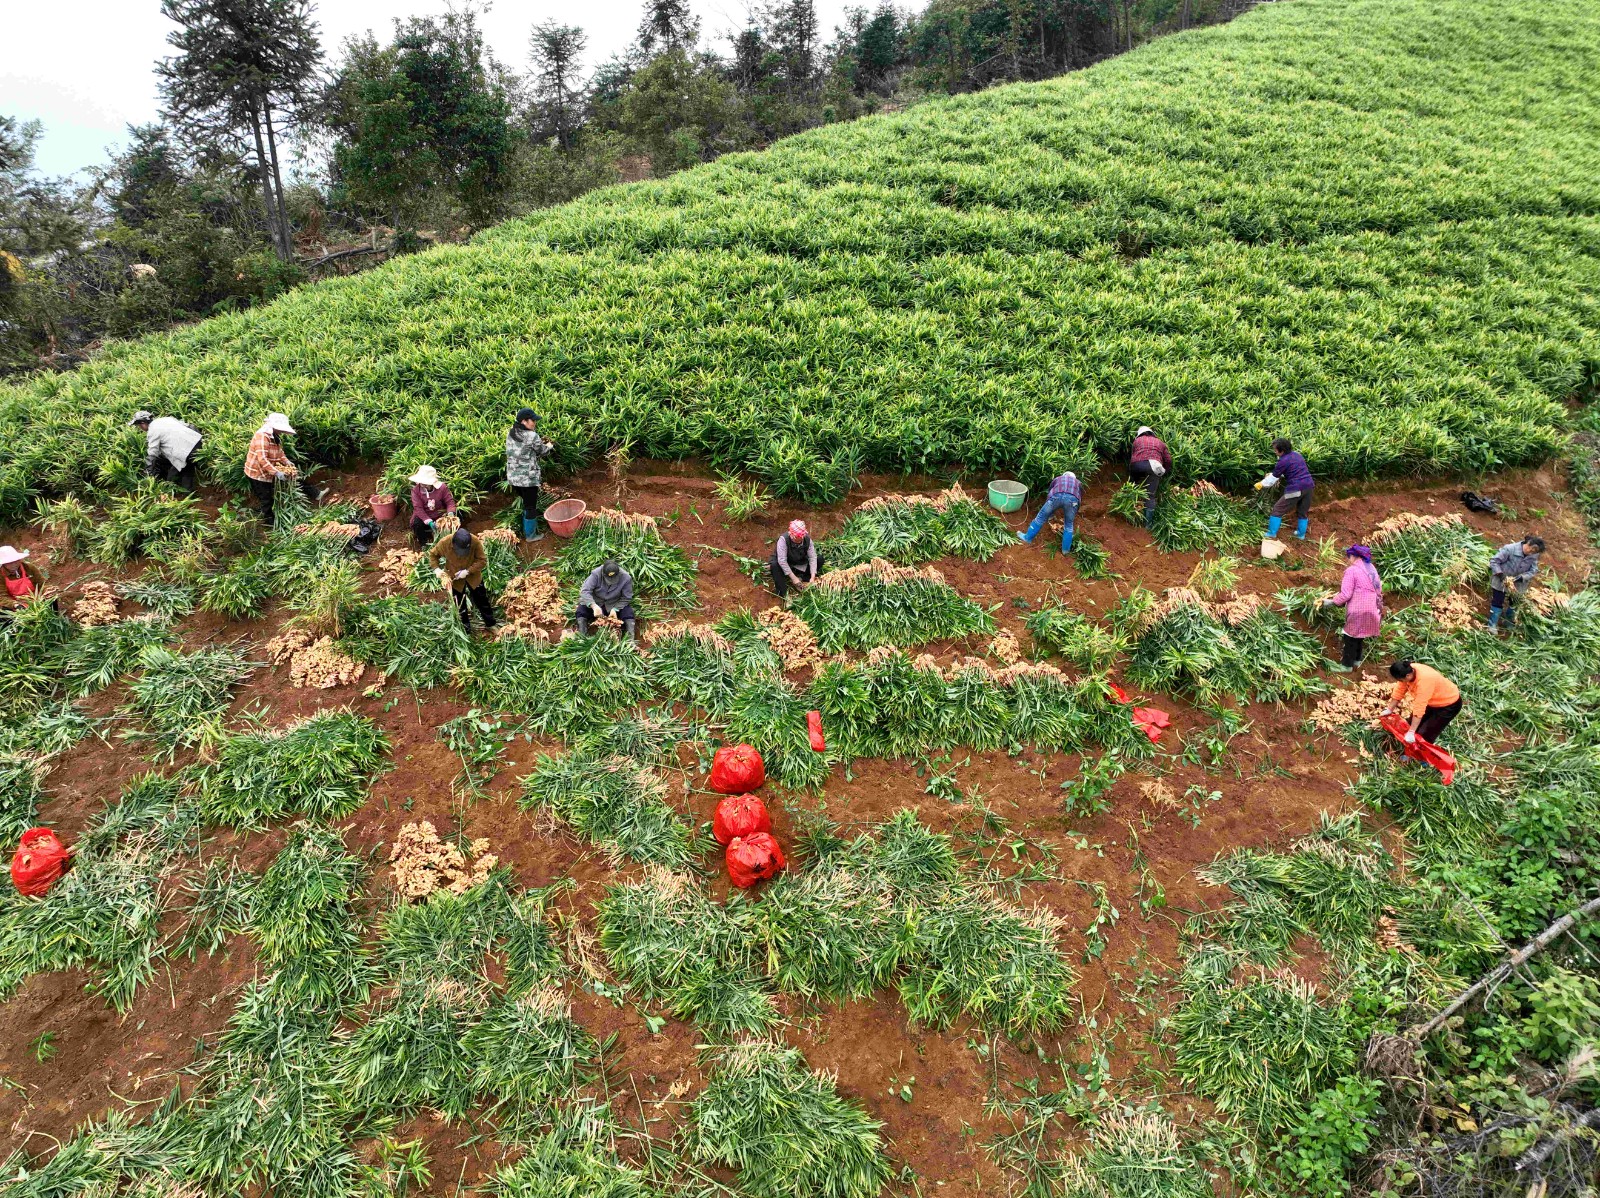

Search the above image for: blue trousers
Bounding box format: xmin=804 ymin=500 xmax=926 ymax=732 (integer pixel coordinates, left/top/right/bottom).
xmin=1022 ymin=495 xmax=1079 ymax=551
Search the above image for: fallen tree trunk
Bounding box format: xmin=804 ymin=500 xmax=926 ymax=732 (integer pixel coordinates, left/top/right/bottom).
xmin=1411 ymin=894 xmax=1600 ymax=1041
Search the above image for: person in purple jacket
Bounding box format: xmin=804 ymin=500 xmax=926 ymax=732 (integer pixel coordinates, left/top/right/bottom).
xmin=1018 ymin=470 xmax=1083 ymax=552
xmin=1322 ymin=545 xmax=1383 ymax=670
xmin=408 ymin=465 xmax=458 ymax=548
xmin=1255 ymin=437 xmax=1315 ymax=540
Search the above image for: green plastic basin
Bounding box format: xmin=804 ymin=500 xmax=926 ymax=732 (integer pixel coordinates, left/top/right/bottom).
xmin=988 ymin=480 xmax=1028 ymax=513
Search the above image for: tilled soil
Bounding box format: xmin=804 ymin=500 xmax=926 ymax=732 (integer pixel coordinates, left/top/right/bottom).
xmin=0 ymin=457 xmax=1589 ymax=1193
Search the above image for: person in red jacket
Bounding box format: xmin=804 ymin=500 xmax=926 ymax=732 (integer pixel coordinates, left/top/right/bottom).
xmin=1129 ymin=426 xmax=1172 ymax=530
xmin=407 ymin=465 xmax=458 ymax=548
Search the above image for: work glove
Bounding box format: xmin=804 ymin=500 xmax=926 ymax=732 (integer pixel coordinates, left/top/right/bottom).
xmin=590 ymin=603 xmax=603 ymax=618
xmin=1403 ymin=731 xmax=1416 ymax=745
xmin=427 ymin=519 xmax=436 ymax=529
xmin=453 ymin=569 xmax=468 ymax=580
xmin=273 ymin=471 xmax=287 ymax=482
xmin=1147 ymin=461 xmax=1165 ymax=477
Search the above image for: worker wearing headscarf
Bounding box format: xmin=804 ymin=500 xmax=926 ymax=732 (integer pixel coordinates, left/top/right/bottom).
xmin=428 ymin=527 xmax=496 ymax=633
xmin=1018 ymin=471 xmax=1083 ymax=553
xmin=1128 ymin=427 xmax=1172 ymax=530
xmin=408 ymin=465 xmax=458 ymax=548
xmin=505 ymin=408 xmax=555 ymax=543
xmin=243 ymin=412 xmax=323 ymax=523
xmin=577 ymin=558 xmax=636 ymax=642
xmin=129 ymin=411 xmax=202 ymax=493
xmin=1323 ymin=545 xmax=1382 ymax=670
xmin=770 ymin=520 xmax=821 ymax=598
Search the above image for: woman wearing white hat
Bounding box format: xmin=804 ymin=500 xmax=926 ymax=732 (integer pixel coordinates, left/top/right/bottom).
xmin=243 ymin=412 xmax=324 ymax=522
xmin=408 ymin=465 xmax=458 ymax=548
xmin=0 ymin=547 xmax=46 ymax=614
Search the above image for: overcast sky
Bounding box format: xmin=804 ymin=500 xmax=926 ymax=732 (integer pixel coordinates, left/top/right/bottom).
xmin=3 ymin=0 xmax=854 ymax=178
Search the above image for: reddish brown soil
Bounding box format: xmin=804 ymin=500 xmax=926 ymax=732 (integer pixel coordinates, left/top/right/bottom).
xmin=0 ymin=458 xmax=1588 ymax=1191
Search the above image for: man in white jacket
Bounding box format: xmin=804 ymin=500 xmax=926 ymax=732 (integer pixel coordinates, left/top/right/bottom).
xmin=129 ymin=411 xmax=203 ymax=494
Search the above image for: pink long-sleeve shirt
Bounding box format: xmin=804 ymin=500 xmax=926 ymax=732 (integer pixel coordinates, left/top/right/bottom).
xmin=1329 ymin=561 xmax=1383 ymax=639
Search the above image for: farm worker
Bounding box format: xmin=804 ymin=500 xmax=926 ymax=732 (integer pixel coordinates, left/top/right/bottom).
xmin=1487 ymin=535 xmax=1545 ymax=631
xmin=243 ymin=412 xmax=324 ymax=523
xmin=577 ymin=558 xmax=636 ymax=643
xmin=506 ymin=408 xmax=555 ymax=543
xmin=770 ymin=520 xmax=821 ymax=598
xmin=1255 ymin=437 xmax=1314 ymax=540
xmin=128 ymin=410 xmax=202 ymax=493
xmin=0 ymin=547 xmax=46 ymax=614
xmin=1018 ymin=471 xmax=1082 ymax=552
xmin=428 ymin=528 xmax=496 ymax=634
xmin=1322 ymin=545 xmax=1382 ymax=670
xmin=1128 ymin=427 xmax=1171 ymax=530
xmin=408 ymin=465 xmax=457 ymax=549
xmin=1384 ymin=660 xmax=1462 ymax=745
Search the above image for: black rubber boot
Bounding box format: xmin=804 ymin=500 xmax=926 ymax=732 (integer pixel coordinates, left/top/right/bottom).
xmin=623 ymin=618 xmax=637 ymax=645
xmin=576 ymin=613 xmax=592 ymax=636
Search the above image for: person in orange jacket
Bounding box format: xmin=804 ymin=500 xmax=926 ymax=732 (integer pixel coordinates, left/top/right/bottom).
xmin=1384 ymin=660 xmax=1462 ymax=744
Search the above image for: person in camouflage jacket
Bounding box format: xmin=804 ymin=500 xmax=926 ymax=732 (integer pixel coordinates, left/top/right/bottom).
xmin=505 ymin=407 xmax=555 ymax=542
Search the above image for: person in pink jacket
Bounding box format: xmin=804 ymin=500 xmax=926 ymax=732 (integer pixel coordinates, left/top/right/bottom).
xmin=1322 ymin=544 xmax=1383 ymax=670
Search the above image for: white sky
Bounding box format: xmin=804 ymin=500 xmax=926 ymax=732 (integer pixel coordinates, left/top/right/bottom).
xmin=3 ymin=0 xmax=855 ymax=178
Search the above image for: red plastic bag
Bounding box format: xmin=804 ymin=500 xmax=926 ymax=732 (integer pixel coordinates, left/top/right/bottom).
xmin=727 ymin=833 xmax=786 ymax=889
xmin=1380 ymin=713 xmax=1457 ymax=785
xmin=11 ymin=828 xmax=71 ymax=897
xmin=1131 ymin=706 xmax=1171 ymax=743
xmin=709 ymin=744 xmax=766 ymax=794
xmin=1107 ymin=682 xmax=1133 ymax=705
xmin=806 ymin=710 xmax=826 ymax=753
xmin=713 ymin=794 xmax=772 ymax=846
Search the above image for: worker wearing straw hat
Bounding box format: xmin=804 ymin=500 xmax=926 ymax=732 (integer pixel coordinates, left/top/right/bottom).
xmin=0 ymin=546 xmax=46 ymax=615
xmin=408 ymin=465 xmax=458 ymax=548
xmin=128 ymin=410 xmax=202 ymax=493
xmin=243 ymin=412 xmax=324 ymax=523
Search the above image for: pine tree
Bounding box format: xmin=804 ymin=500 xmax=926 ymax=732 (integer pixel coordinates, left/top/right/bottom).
xmin=636 ymin=0 xmax=700 ymax=57
xmin=529 ymin=22 xmax=588 ymax=151
xmin=156 ymin=0 xmax=321 ymax=261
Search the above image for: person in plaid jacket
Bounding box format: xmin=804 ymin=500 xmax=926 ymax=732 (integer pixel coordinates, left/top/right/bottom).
xmin=243 ymin=412 xmax=324 ymax=522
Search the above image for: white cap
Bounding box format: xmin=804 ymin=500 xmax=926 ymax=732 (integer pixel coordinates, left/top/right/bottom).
xmin=409 ymin=465 xmax=440 ymax=486
xmin=129 ymin=410 xmax=153 ymax=426
xmin=1136 ymin=426 xmax=1153 ymax=437
xmin=263 ymin=412 xmax=296 ymax=435
xmin=0 ymin=546 xmax=29 ymax=566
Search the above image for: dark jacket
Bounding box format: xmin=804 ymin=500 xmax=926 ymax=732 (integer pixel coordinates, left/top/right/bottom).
xmin=427 ymin=535 xmax=487 ymax=592
xmin=579 ymin=564 xmax=634 ymax=610
xmin=1272 ymin=451 xmax=1315 ymax=494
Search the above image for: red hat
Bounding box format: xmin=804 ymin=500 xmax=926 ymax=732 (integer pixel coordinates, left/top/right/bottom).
xmin=788 ymin=520 xmax=808 ymax=540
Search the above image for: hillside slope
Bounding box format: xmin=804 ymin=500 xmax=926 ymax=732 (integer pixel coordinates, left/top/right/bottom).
xmin=4 ymin=0 xmax=1600 ymax=518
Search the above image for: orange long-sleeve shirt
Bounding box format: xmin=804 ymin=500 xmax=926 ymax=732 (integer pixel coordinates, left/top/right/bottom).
xmin=1391 ymin=663 xmax=1461 ymax=719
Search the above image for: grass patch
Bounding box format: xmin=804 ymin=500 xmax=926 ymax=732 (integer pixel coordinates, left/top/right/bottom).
xmin=249 ymin=824 xmax=370 ymax=1008
xmin=120 ymin=644 xmax=254 ymax=760
xmin=688 ymin=1040 xmax=891 ymax=1198
xmin=194 ymin=710 xmax=390 ymax=828
xmin=1369 ymin=513 xmax=1493 ymax=598
xmin=553 ymin=509 xmax=697 ymax=607
xmin=791 ymin=559 xmax=993 ymax=652
xmin=341 ymin=593 xmax=473 ymax=689
xmin=520 ymin=745 xmax=702 ymax=868
xmin=1025 ymin=603 xmax=1126 ymax=670
xmin=1111 ymin=481 xmax=1259 ymax=553
xmin=825 ymin=485 xmax=1015 ymax=567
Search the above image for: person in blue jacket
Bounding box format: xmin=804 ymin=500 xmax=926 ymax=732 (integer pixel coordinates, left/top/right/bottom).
xmin=1255 ymin=437 xmax=1315 ymax=540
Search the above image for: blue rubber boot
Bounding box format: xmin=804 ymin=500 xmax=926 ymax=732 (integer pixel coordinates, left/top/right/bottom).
xmin=1020 ymin=509 xmax=1048 ymax=544
xmin=1295 ymin=518 xmax=1309 ymax=540
xmin=1061 ymin=527 xmax=1074 ymax=553
xmin=1266 ymin=515 xmax=1282 ymax=538
xmin=523 ymin=515 xmax=544 ymax=543
xmin=1487 ymin=604 xmax=1501 ymax=630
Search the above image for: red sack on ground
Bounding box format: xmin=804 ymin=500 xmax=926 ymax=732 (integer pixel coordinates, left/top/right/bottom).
xmin=1380 ymin=713 xmax=1457 ymax=785
xmin=727 ymin=833 xmax=785 ymax=889
xmin=1131 ymin=706 xmax=1171 ymax=743
xmin=713 ymin=794 xmax=772 ymax=846
xmin=1107 ymin=682 xmax=1133 ymax=705
xmin=11 ymin=828 xmax=70 ymax=897
xmin=806 ymin=710 xmax=826 ymax=753
xmin=709 ymin=744 xmax=765 ymax=794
